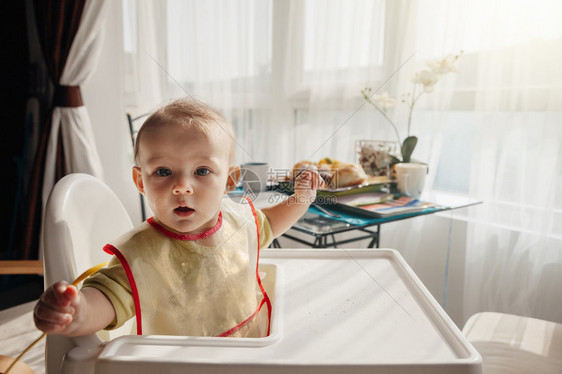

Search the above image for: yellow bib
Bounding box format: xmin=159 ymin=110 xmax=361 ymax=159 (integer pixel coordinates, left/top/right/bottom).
xmin=103 ymin=198 xmax=271 ymax=337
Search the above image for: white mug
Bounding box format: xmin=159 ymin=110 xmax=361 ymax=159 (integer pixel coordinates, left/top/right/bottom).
xmin=395 ymin=163 xmax=427 ymax=198
xmin=241 ymin=162 xmax=269 ymax=194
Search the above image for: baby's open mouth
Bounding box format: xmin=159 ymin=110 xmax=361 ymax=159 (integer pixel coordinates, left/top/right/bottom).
xmin=174 ymin=206 xmax=194 ymax=216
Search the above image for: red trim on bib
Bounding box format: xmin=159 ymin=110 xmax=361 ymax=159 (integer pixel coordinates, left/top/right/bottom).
xmin=103 ymin=244 xmax=143 ymax=335
xmin=218 ymin=297 xmax=268 ymax=337
xmin=147 ymin=213 xmax=222 ymax=241
xmin=246 ymin=197 xmax=272 ymax=336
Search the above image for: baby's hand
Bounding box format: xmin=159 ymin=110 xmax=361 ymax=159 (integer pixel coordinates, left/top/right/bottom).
xmin=294 ymin=168 xmax=325 ymax=197
xmin=34 ymin=281 xmax=84 ymax=335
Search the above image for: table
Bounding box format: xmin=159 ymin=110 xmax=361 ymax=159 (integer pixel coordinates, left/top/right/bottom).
xmin=272 ymin=190 xmax=481 ymax=249
xmin=0 ymin=260 xmax=43 ymax=274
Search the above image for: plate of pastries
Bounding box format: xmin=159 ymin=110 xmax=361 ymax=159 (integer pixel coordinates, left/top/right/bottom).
xmin=288 ymin=157 xmax=389 ymax=192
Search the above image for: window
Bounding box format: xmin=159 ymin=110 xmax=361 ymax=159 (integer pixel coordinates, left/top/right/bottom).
xmin=121 ymin=0 xmax=562 ymax=199
xmin=166 ymin=0 xmax=272 ymax=96
xmin=432 ymin=113 xmax=473 ymax=193
xmin=303 ymin=0 xmax=385 ymax=74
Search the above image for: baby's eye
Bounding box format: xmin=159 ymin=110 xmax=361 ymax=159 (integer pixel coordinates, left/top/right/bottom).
xmin=155 ymin=168 xmax=172 ymax=177
xmin=194 ymin=168 xmax=211 ymax=176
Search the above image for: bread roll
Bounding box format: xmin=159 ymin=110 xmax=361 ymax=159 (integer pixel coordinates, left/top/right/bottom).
xmin=288 ymin=159 xmax=367 ymax=188
xmin=331 ymin=163 xmax=368 ymax=188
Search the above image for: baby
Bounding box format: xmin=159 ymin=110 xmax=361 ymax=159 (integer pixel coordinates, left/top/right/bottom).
xmin=34 ymin=98 xmax=323 ymax=337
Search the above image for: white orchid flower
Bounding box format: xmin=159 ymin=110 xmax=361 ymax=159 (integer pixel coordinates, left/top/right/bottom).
xmin=373 ymin=92 xmax=396 ymax=110
xmin=426 ymin=53 xmax=460 ymax=74
xmin=411 ymin=70 xmax=439 ymax=92
xmin=362 ymin=51 xmax=462 ymax=162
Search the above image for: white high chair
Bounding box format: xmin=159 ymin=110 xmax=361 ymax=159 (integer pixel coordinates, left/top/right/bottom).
xmin=41 ymin=173 xmax=134 ymax=374
xmin=40 ymin=174 xmax=483 ymax=374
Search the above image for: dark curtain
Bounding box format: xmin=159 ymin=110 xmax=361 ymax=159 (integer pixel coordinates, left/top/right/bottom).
xmin=22 ymin=0 xmax=86 ymax=259
xmin=1 ymin=2 xmax=29 ymax=261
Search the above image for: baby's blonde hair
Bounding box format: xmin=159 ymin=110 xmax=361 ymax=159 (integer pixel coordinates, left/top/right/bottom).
xmin=134 ymin=98 xmax=236 ymax=165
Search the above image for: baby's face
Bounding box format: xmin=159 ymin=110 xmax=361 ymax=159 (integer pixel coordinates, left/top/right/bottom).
xmin=133 ymin=123 xmax=233 ymax=234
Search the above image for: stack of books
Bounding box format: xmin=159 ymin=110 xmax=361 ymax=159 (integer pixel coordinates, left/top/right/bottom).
xmin=333 ymin=193 xmax=438 ymax=218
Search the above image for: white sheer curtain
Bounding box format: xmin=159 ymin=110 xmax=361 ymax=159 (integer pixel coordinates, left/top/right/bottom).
xmin=284 ymin=0 xmax=390 ymax=164
xmin=123 ymin=0 xmax=279 ymax=166
xmin=457 ymin=5 xmax=562 ymax=323
xmin=124 ymin=0 xmax=562 ymax=324
xmin=382 ymin=0 xmax=562 ymax=325
xmin=167 ymin=0 xmax=277 ymax=166
xmin=122 ymin=0 xmax=167 ymax=115
xmin=41 ymin=0 xmax=108 ymax=207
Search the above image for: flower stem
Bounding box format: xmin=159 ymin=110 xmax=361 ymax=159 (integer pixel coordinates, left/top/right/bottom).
xmin=407 ymin=87 xmax=424 ymax=138
xmin=362 ymin=92 xmax=403 ymax=154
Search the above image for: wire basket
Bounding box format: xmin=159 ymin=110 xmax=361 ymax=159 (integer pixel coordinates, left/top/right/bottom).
xmin=356 ymin=140 xmax=398 ymax=177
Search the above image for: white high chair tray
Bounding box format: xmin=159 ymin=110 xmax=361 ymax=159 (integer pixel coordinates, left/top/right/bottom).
xmin=91 ymin=249 xmax=481 ymax=374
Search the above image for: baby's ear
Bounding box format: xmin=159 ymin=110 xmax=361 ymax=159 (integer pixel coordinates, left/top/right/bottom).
xmin=226 ymin=166 xmax=240 ymax=192
xmin=132 ymin=166 xmax=145 ymax=194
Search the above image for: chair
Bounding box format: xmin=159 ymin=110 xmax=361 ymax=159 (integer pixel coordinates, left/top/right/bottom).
xmin=463 ymin=312 xmax=562 ymax=374
xmin=126 ymin=112 xmax=151 ymax=221
xmin=42 ymin=173 xmax=134 ymax=374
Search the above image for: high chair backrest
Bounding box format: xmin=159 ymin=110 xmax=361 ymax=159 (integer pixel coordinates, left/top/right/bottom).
xmin=42 ymin=173 xmax=134 ymax=374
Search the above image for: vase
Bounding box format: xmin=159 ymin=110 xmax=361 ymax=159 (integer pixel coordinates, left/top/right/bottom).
xmin=395 ymin=163 xmax=428 ymax=198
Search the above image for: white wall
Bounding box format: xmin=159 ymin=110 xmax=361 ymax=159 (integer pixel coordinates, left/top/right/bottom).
xmin=81 ymin=1 xmax=143 ymax=225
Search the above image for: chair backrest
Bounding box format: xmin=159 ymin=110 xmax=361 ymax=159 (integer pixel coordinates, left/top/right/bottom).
xmin=126 ymin=112 xmax=151 ymax=221
xmin=42 ymin=173 xmax=134 ymax=373
xmin=43 ymin=173 xmax=134 ymax=285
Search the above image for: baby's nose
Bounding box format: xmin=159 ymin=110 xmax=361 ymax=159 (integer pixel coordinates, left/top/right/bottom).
xmin=172 ymin=178 xmax=193 ymax=195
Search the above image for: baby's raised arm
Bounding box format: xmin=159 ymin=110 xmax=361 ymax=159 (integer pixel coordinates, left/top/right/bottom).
xmin=34 ymin=282 xmax=116 ymax=337
xmin=262 ymin=169 xmax=325 ymax=238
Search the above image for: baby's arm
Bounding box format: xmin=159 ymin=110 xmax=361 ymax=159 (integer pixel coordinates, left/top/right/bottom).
xmin=34 ymin=281 xmax=116 ymax=337
xmin=262 ymin=169 xmax=325 ymax=238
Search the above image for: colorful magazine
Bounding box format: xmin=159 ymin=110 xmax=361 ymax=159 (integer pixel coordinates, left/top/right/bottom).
xmin=356 ymin=196 xmax=438 ymax=217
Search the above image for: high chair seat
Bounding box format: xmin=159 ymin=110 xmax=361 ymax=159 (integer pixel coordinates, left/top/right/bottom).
xmin=41 ymin=173 xmax=134 ymax=374
xmin=463 ymin=312 xmax=562 ymax=374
